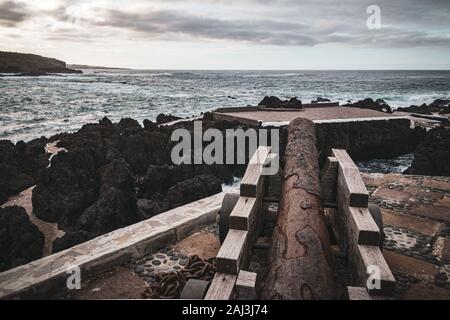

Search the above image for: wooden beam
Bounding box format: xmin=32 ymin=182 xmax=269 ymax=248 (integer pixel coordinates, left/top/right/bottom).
xmin=229 ymin=197 xmax=258 ymax=231
xmin=248 ymin=146 xmax=271 ymax=165
xmin=204 ymin=273 xmax=237 ymax=300
xmin=347 ymin=286 xmax=370 ymax=300
xmin=235 ymin=270 xmax=258 ymax=300
xmin=216 ymin=229 xmax=248 ymax=275
xmin=240 ymin=146 xmax=271 ymax=197
xmin=335 ymin=200 xmax=380 ymax=247
xmin=240 ymin=164 xmax=263 ymax=197
xmin=329 ymin=149 xmax=379 ymax=249
xmin=351 ymin=244 xmax=396 ymax=296
xmin=320 ymin=156 xmax=338 ymax=205
xmin=332 ymin=149 xmax=369 ymax=208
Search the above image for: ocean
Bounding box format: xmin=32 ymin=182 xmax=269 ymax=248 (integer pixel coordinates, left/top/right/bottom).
xmin=1 ymin=69 xmax=449 ymax=145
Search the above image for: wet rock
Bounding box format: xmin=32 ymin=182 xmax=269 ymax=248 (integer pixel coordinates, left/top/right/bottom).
xmin=0 ymin=138 xmax=48 ymax=205
xmin=166 ymin=175 xmax=222 ymax=207
xmin=258 ymin=96 xmax=302 ymax=109
xmin=32 ymin=149 xmax=99 ymax=225
xmin=397 ymin=104 xmax=432 ymax=115
xmin=0 ymin=206 xmax=44 ymax=272
xmin=137 ymin=198 xmax=170 ymax=219
xmin=156 ymin=113 xmax=182 ymax=125
xmin=407 ymin=126 xmax=450 ymax=177
xmin=311 ymin=97 xmax=331 ymax=103
xmin=344 ymin=98 xmax=393 ymax=113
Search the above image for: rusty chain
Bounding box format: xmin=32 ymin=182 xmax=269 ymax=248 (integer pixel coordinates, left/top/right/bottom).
xmin=142 ymin=255 xmax=216 ymax=299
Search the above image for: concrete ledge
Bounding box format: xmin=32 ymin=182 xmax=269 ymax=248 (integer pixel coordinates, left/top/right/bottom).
xmin=0 ymin=190 xmax=233 ymax=299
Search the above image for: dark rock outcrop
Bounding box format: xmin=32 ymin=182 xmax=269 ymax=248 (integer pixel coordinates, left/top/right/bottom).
xmin=156 ymin=113 xmax=182 ymax=125
xmin=33 ymin=116 xmax=245 ymax=252
xmin=0 ymin=138 xmax=48 ymax=205
xmin=0 ymin=206 xmax=44 ymax=272
xmin=407 ymin=126 xmax=450 ymax=177
xmin=0 ymin=51 xmax=82 ymax=74
xmin=344 ymin=98 xmax=393 ymax=113
xmin=397 ymin=99 xmax=450 ymax=115
xmin=311 ymin=97 xmax=331 ymax=103
xmin=166 ymin=175 xmax=222 ymax=208
xmin=258 ymin=96 xmax=302 ymax=109
xmin=397 ymin=103 xmax=432 ymax=115
xmin=316 ymin=119 xmax=426 ymax=166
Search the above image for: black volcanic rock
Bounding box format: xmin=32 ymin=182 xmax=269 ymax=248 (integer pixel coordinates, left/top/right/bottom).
xmin=311 ymin=97 xmax=331 ymax=103
xmin=0 ymin=51 xmax=82 ymax=74
xmin=0 ymin=206 xmax=44 ymax=272
xmin=397 ymin=99 xmax=450 ymax=115
xmin=429 ymin=99 xmax=450 ymax=112
xmin=156 ymin=113 xmax=182 ymax=125
xmin=258 ymin=96 xmax=302 ymax=109
xmin=344 ymin=98 xmax=393 ymax=113
xmin=407 ymin=126 xmax=450 ymax=177
xmin=397 ymin=103 xmax=432 ymax=115
xmin=0 ymin=138 xmax=48 ymax=205
xmin=166 ymin=175 xmax=222 ymax=207
xmin=32 ymin=149 xmax=99 ymax=225
xmin=316 ymin=119 xmax=426 ymax=166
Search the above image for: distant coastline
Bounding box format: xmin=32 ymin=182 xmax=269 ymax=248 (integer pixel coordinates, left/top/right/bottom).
xmin=0 ymin=51 xmax=82 ymax=75
xmin=67 ymin=64 xmax=130 ymax=70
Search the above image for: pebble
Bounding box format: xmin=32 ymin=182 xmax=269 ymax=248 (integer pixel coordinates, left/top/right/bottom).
xmin=179 ymin=259 xmax=188 ymax=266
xmin=156 ymin=254 xmax=166 ymax=259
xmin=152 ymin=260 xmax=162 ymax=266
xmin=173 ymin=266 xmax=181 ymax=270
xmin=134 ymin=266 xmax=144 ymax=274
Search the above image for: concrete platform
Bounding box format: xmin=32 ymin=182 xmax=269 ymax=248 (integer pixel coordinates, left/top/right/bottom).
xmin=362 ymin=173 xmax=450 ymax=299
xmin=214 ymin=106 xmax=408 ymax=126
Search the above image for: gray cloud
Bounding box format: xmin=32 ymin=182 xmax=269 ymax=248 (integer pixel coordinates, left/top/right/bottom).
xmin=3 ymin=0 xmax=450 ymax=48
xmin=0 ymin=0 xmax=30 ymax=26
xmin=89 ymin=5 xmax=450 ymax=48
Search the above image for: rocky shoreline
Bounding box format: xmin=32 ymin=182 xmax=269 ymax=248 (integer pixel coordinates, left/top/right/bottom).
xmin=0 ymin=97 xmax=449 ymax=273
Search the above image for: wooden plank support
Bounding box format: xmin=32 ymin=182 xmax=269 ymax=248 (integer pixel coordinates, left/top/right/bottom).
xmin=216 ymin=229 xmax=248 ymax=275
xmin=240 ymin=146 xmax=271 ymax=197
xmin=262 ymin=118 xmax=335 ymax=300
xmin=330 ymin=149 xmax=380 ymax=249
xmin=347 ymin=286 xmax=370 ymax=300
xmin=235 ymin=270 xmax=258 ymax=300
xmin=229 ymin=197 xmax=258 ymax=231
xmin=320 ymin=156 xmax=338 ymax=205
xmin=204 ymin=273 xmax=237 ymax=300
xmin=351 ymin=244 xmax=396 ymax=297
xmin=332 ymin=149 xmax=369 ymax=208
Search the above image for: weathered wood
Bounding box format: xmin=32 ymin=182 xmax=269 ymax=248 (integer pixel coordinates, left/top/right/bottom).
xmin=248 ymin=146 xmax=271 ymax=165
xmin=240 ymin=147 xmax=271 ymax=197
xmin=332 ymin=149 xmax=369 ymax=207
xmin=262 ymin=118 xmax=335 ymax=300
xmin=235 ymin=270 xmax=257 ymax=300
xmin=204 ymin=273 xmax=237 ymax=300
xmin=351 ymin=244 xmax=396 ymax=296
xmin=320 ymin=156 xmax=338 ymax=205
xmin=334 ymin=200 xmax=380 ymax=248
xmin=347 ymin=286 xmax=370 ymax=300
xmin=229 ymin=197 xmax=258 ymax=231
xmin=216 ymin=229 xmax=248 ymax=275
xmin=329 ymin=149 xmax=380 ymax=250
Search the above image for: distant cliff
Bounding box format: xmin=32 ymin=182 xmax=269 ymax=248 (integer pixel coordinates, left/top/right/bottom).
xmin=0 ymin=51 xmax=82 ymax=74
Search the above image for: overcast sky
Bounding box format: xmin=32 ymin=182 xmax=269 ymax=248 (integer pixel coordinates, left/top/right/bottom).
xmin=0 ymin=0 xmax=449 ymax=69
